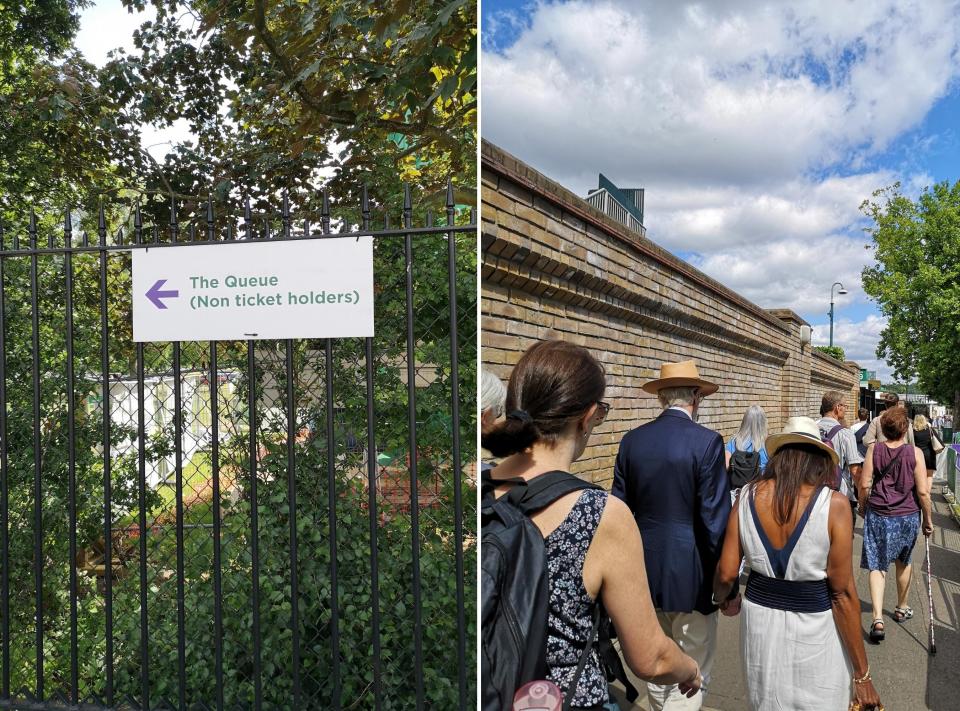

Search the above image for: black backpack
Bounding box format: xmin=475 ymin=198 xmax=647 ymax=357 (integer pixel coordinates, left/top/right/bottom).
xmin=727 ymin=447 xmax=761 ymax=490
xmin=854 ymin=421 xmax=869 ymax=458
xmin=481 ymin=471 xmax=638 ymax=710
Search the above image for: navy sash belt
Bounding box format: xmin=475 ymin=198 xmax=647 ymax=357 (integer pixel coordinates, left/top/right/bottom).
xmin=744 ymin=570 xmax=832 ymax=613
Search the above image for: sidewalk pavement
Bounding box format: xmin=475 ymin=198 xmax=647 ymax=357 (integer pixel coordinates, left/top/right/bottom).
xmin=610 ymin=481 xmax=959 ymax=710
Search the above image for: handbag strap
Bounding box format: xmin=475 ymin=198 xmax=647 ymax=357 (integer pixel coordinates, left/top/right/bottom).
xmin=872 ymin=445 xmax=905 ymax=486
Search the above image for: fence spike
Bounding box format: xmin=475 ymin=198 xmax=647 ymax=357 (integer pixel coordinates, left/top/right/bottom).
xmin=282 ymin=191 xmax=291 ymax=238
xmin=426 ymin=211 xmax=433 ymax=227
xmin=189 ymin=223 xmax=196 ymax=241
xmin=361 ymin=185 xmax=370 ymax=229
xmin=321 ymin=189 xmax=331 ymax=234
xmin=152 ymin=225 xmax=159 ymax=244
xmin=116 ymin=227 xmax=124 ymax=246
xmin=403 ymin=184 xmax=412 ymax=229
xmin=447 ymin=178 xmax=456 ymax=227
xmin=170 ymin=197 xmax=179 ymax=243
xmin=133 ymin=201 xmax=142 ymax=229
xmin=226 ymin=221 xmax=234 ymax=241
xmin=206 ymin=196 xmax=215 ymax=241
xmin=403 ymin=183 xmax=412 ymax=211
xmin=64 ymin=209 xmax=72 ymax=241
xmin=0 ymin=221 xmax=5 ymax=250
xmin=81 ymin=230 xmax=88 ymax=247
xmin=244 ymin=198 xmax=253 ymax=240
xmin=28 ymin=208 xmax=37 ymax=245
xmin=98 ymin=202 xmax=107 ymax=231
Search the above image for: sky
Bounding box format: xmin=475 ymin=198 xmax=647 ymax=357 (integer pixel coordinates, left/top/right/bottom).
xmin=482 ymin=0 xmax=960 ymax=383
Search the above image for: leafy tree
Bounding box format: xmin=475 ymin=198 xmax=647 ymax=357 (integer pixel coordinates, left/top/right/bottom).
xmin=814 ymin=345 xmax=846 ymax=362
xmin=102 ymin=0 xmax=476 ymax=221
xmin=862 ymin=181 xmax=960 ymax=413
xmin=0 ymin=0 xmax=476 ymax=705
xmin=879 ymin=382 xmax=922 ymax=395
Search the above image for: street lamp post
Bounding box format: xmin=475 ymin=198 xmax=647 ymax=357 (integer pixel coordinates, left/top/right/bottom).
xmin=829 ymin=281 xmax=848 ymax=348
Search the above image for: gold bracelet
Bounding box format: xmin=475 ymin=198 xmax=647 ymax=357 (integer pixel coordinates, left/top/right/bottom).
xmin=853 ymin=666 xmax=871 ymax=684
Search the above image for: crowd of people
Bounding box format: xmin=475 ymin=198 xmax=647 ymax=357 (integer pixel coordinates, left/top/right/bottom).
xmin=481 ymin=340 xmax=944 ymax=711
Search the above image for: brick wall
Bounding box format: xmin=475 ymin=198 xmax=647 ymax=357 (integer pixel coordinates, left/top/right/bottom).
xmin=481 ymin=140 xmax=860 ymax=485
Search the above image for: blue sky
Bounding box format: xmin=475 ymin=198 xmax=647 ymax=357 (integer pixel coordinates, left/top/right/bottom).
xmin=482 ymin=0 xmax=960 ymax=381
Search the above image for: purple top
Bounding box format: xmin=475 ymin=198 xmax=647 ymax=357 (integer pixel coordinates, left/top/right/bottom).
xmin=868 ymin=442 xmax=919 ymax=516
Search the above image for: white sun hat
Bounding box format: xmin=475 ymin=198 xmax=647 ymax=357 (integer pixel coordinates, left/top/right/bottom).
xmin=765 ymin=416 xmax=840 ymax=466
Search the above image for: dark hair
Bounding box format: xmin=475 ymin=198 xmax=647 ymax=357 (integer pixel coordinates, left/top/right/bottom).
xmin=881 ymin=407 xmax=909 ymax=440
xmin=760 ymin=445 xmax=835 ymax=525
xmin=884 ymin=392 xmax=900 ymax=405
xmin=820 ymin=390 xmax=846 ymax=417
xmin=858 ymin=408 xmax=869 ymax=421
xmin=481 ymin=340 xmax=605 ymax=458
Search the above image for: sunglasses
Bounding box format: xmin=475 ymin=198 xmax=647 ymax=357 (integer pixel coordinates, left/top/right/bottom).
xmin=595 ymin=401 xmax=611 ymax=423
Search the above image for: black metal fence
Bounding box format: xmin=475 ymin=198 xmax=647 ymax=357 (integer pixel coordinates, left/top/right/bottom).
xmin=0 ymin=184 xmax=476 ymax=709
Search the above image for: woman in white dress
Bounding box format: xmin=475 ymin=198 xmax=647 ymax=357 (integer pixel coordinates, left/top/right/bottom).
xmin=713 ymin=416 xmax=881 ymax=710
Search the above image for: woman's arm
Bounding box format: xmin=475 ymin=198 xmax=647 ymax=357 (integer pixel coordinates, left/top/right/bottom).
xmin=713 ymin=494 xmax=742 ymax=604
xmin=589 ymin=497 xmax=700 ymax=688
xmin=724 ymin=449 xmax=731 ymax=470
xmin=914 ymin=447 xmax=934 ymax=536
xmin=857 ymin=444 xmax=874 ymax=515
xmin=826 ymin=492 xmax=881 ymax=708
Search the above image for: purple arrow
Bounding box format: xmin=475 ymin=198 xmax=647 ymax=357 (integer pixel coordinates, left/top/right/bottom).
xmin=146 ymin=279 xmax=179 ymax=309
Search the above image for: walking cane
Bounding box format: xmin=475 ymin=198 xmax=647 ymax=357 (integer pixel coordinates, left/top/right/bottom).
xmin=925 ymin=535 xmax=937 ymax=655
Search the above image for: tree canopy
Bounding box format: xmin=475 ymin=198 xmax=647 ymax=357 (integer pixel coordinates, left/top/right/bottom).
xmin=3 ymin=0 xmax=476 ymax=224
xmin=861 ymin=181 xmax=960 ymax=412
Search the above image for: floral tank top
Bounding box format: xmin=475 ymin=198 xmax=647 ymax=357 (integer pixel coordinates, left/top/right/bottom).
xmin=544 ymin=488 xmax=608 ymax=707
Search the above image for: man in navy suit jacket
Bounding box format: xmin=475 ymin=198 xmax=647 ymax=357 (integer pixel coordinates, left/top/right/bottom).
xmin=612 ymin=360 xmax=729 ymax=710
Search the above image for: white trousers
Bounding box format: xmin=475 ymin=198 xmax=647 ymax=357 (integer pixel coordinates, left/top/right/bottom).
xmin=646 ymin=610 xmax=718 ymax=711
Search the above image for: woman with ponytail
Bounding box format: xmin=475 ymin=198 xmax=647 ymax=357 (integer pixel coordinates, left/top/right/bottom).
xmin=483 ymin=340 xmax=700 ymax=710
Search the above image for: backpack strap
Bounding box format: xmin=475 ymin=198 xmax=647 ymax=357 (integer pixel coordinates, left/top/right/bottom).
xmin=596 ymin=605 xmax=640 ymax=702
xmin=512 ymin=471 xmax=601 ymax=515
xmin=561 ymin=605 xmax=603 ymax=711
xmin=826 ymin=424 xmax=846 ymax=441
xmin=480 ymin=468 xmax=526 ymax=500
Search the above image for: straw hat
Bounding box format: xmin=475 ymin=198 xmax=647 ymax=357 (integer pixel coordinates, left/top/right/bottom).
xmin=641 ymin=360 xmax=719 ymax=396
xmin=765 ymin=416 xmax=839 ymax=465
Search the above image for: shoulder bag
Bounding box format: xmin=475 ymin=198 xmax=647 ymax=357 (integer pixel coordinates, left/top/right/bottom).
xmin=930 ymin=426 xmax=945 ymax=455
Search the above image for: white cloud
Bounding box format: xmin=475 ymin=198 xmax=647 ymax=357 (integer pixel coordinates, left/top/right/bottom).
xmin=482 ymin=0 xmax=960 ymax=378
xmin=484 ymin=1 xmax=960 ymax=190
xmin=649 ymin=171 xmax=889 ymax=251
xmin=690 ymin=234 xmax=869 ymax=312
xmin=810 ymin=314 xmax=891 ymax=380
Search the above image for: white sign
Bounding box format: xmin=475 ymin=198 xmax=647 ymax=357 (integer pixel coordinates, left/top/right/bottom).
xmin=132 ymin=237 xmax=374 ymax=342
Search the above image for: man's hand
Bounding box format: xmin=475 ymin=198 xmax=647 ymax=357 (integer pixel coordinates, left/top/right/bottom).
xmin=719 ymin=594 xmax=741 ymax=617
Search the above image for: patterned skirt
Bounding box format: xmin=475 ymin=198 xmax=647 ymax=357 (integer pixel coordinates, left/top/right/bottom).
xmin=860 ymin=509 xmax=920 ymax=570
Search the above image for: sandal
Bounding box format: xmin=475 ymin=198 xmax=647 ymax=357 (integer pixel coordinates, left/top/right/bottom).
xmin=869 ymin=619 xmax=885 ymax=643
xmin=893 ymin=606 xmax=914 ymax=623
